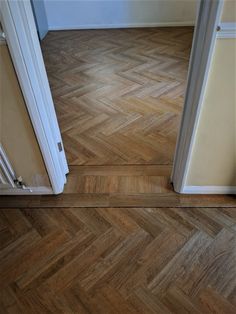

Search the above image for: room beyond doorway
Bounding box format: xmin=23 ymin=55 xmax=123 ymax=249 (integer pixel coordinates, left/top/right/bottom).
xmin=41 ymin=27 xmax=193 ymax=166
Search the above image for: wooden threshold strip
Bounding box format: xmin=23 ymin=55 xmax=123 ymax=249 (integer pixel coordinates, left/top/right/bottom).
xmin=0 ymin=193 xmax=235 ymax=208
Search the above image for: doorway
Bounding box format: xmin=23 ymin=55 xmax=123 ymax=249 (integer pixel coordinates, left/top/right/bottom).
xmin=0 ymin=0 xmax=223 ymax=194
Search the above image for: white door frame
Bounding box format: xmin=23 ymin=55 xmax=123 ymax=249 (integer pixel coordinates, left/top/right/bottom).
xmin=0 ymin=0 xmax=68 ymax=194
xmin=0 ymin=0 xmax=223 ymax=195
xmin=172 ymin=0 xmax=223 ymax=193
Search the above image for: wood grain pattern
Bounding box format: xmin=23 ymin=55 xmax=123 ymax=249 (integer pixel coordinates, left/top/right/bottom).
xmin=1 ymin=28 xmax=235 ymax=313
xmin=41 ymin=27 xmax=193 ymax=165
xmin=1 ymin=165 xmax=236 ymax=208
xmin=0 ymin=207 xmax=236 ymax=313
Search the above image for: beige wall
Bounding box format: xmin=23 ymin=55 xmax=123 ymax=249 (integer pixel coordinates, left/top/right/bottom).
xmin=185 ymin=2 xmax=236 ymax=187
xmin=0 ymin=43 xmax=50 ymax=187
xmin=186 ymin=0 xmax=236 ymax=186
xmin=186 ymin=39 xmax=236 ymax=186
xmin=221 ymin=0 xmax=236 ymax=22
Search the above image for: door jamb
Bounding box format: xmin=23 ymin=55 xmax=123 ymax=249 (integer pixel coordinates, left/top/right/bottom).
xmin=172 ymin=0 xmax=223 ymax=193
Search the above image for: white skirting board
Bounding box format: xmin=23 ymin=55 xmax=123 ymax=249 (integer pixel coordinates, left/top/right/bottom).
xmin=0 ymin=186 xmax=53 ymax=195
xmin=49 ymin=21 xmax=195 ymax=31
xmin=182 ymin=186 xmax=236 ymax=194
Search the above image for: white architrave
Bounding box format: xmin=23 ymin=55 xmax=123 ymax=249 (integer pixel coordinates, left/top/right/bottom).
xmin=0 ymin=0 xmax=68 ymax=194
xmin=172 ymin=0 xmax=224 ymax=193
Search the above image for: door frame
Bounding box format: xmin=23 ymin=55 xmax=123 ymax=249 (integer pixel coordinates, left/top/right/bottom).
xmin=172 ymin=0 xmax=223 ymax=193
xmin=0 ymin=0 xmax=223 ymax=194
xmin=0 ymin=0 xmax=68 ymax=194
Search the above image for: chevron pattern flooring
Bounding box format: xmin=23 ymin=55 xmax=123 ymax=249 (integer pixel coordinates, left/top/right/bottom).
xmin=0 ymin=207 xmax=236 ymax=313
xmin=2 ymin=28 xmax=235 ymax=314
xmin=41 ymin=27 xmax=193 ymax=165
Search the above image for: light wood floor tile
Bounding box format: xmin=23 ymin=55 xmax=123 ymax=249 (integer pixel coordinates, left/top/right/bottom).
xmin=41 ymin=27 xmax=193 ymax=165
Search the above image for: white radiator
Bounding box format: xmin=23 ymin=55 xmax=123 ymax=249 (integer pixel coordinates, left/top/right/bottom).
xmin=0 ymin=144 xmax=32 ymax=192
xmin=0 ymin=144 xmax=17 ymax=188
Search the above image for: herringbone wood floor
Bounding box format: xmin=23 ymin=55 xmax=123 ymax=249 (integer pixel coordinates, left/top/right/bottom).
xmin=1 ymin=28 xmax=236 ymax=314
xmin=1 ymin=170 xmax=236 ymax=314
xmin=0 ymin=207 xmax=236 ymax=313
xmin=41 ymin=27 xmax=193 ymax=165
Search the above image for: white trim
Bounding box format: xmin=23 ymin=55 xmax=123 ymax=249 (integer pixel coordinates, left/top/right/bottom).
xmin=172 ymin=0 xmax=224 ymax=193
xmin=0 ymin=144 xmax=16 ymax=187
xmin=0 ymin=186 xmax=53 ymax=195
xmin=0 ymin=0 xmax=68 ymax=195
xmin=183 ymin=186 xmax=236 ymax=194
xmin=217 ymin=22 xmax=236 ymax=38
xmin=22 ymin=2 xmax=68 ymax=178
xmin=49 ymin=21 xmax=195 ymax=31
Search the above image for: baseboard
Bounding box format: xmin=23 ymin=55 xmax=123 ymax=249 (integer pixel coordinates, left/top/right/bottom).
xmin=217 ymin=22 xmax=236 ymax=39
xmin=48 ymin=21 xmax=195 ymax=31
xmin=182 ymin=185 xmax=236 ymax=194
xmin=0 ymin=186 xmax=53 ymax=195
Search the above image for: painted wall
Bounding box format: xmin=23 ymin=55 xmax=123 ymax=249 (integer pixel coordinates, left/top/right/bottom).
xmin=184 ymin=2 xmax=236 ymax=189
xmin=185 ymin=39 xmax=236 ymax=187
xmin=44 ymin=0 xmax=197 ymax=30
xmin=221 ymin=0 xmax=236 ymax=22
xmin=31 ymin=0 xmax=49 ymax=39
xmin=0 ymin=44 xmax=51 ymax=188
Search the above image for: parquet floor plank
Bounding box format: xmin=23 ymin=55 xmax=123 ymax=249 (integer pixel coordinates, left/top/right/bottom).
xmin=1 ymin=165 xmax=236 ymax=208
xmin=0 ymin=207 xmax=235 ymax=313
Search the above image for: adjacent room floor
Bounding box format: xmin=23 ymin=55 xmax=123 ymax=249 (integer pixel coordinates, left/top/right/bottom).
xmin=41 ymin=27 xmax=193 ymax=165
